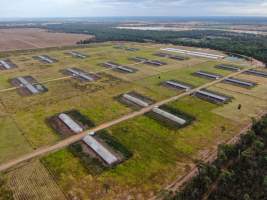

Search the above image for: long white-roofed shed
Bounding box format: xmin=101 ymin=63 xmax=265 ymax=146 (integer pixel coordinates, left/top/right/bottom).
xmin=122 ymin=94 xmax=150 ymax=107
xmin=58 ymin=113 xmax=83 ymax=133
xmin=152 ymin=107 xmax=186 ymax=125
xmin=83 ymin=135 xmax=119 ymax=166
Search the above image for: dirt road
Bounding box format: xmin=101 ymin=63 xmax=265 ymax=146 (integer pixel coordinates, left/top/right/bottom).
xmin=0 ymin=67 xmax=256 ymax=172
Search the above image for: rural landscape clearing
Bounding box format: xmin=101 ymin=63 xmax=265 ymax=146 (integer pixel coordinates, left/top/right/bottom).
xmin=0 ymin=1 xmax=267 ymax=198
xmin=0 ymin=27 xmax=266 ymax=199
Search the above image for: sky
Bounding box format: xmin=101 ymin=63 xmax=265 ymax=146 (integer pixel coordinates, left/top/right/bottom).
xmin=0 ymin=0 xmax=267 ymax=18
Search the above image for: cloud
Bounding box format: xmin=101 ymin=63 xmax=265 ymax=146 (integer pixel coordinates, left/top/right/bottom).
xmin=0 ymin=0 xmax=266 ymax=18
xmin=211 ymin=0 xmax=267 ymax=16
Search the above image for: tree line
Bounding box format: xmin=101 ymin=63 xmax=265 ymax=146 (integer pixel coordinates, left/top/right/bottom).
xmin=45 ymin=23 xmax=267 ymax=65
xmin=167 ymin=115 xmax=267 ymax=200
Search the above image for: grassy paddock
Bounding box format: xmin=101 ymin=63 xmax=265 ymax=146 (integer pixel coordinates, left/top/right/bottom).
xmin=41 ymin=96 xmax=241 ymax=199
xmin=0 ymin=42 xmax=257 ymax=199
xmin=210 ymin=85 xmax=267 ymax=123
xmin=0 ymin=116 xmax=32 ymax=163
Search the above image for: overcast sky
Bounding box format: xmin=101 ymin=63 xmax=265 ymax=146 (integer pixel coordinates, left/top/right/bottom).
xmin=0 ymin=0 xmax=267 ymax=18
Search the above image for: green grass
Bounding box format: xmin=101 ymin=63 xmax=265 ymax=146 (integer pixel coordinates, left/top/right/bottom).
xmin=4 ymin=65 xmax=206 ymax=148
xmin=0 ymin=75 xmax=10 ymax=90
xmin=42 ymin=149 xmax=88 ymax=180
xmin=210 ymin=84 xmax=267 ymax=123
xmin=41 ymin=96 xmax=241 ymax=199
xmin=132 ymin=61 xmax=230 ymax=98
xmin=0 ymin=116 xmax=32 ymax=162
xmin=10 ymin=84 xmax=133 ymax=148
xmin=221 ymin=73 xmax=267 ymax=100
xmin=0 ymin=42 xmax=255 ymax=199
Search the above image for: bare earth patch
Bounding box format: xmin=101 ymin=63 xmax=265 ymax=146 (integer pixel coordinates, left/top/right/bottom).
xmin=0 ymin=28 xmax=92 ymax=52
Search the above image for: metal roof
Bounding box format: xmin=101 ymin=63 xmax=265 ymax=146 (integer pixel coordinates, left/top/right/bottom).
xmin=155 ymin=52 xmax=185 ymax=60
xmin=152 ymin=107 xmax=186 ymax=125
xmin=83 ymin=135 xmax=119 ymax=165
xmin=216 ymin=64 xmax=241 ymax=71
xmin=58 ymin=113 xmax=83 ymax=133
xmin=161 ymin=48 xmax=224 ymax=59
xmin=116 ymin=66 xmax=134 ymax=73
xmin=70 ymin=51 xmax=87 ymax=59
xmin=146 ymin=60 xmax=164 ymax=66
xmin=165 ymin=80 xmax=191 ymax=91
xmin=17 ymin=77 xmax=39 ymax=94
xmin=196 ymin=71 xmax=222 ymax=79
xmin=246 ymin=69 xmax=267 ymax=78
xmin=104 ymin=62 xmax=118 ymax=68
xmin=104 ymin=62 xmax=134 ymax=73
xmin=0 ymin=60 xmax=11 ymax=69
xmin=66 ymin=68 xmax=94 ymax=81
xmin=196 ymin=90 xmax=228 ymax=102
xmin=224 ymin=77 xmax=255 ymax=87
xmin=38 ymin=55 xmax=54 ymax=64
xmin=133 ymin=57 xmax=148 ymax=62
xmin=122 ymin=94 xmax=149 ymax=107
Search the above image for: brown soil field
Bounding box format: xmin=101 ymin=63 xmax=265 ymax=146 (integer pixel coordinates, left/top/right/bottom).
xmin=0 ymin=28 xmax=92 ymax=52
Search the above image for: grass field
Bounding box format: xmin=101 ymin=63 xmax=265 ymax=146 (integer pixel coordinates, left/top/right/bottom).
xmin=210 ymin=85 xmax=267 ymax=123
xmin=0 ymin=41 xmax=264 ymax=199
xmin=0 ymin=116 xmax=32 ymax=163
xmin=0 ymin=42 xmax=216 ymax=148
xmin=41 ymin=96 xmax=241 ymax=199
xmin=208 ymin=69 xmax=267 ymax=122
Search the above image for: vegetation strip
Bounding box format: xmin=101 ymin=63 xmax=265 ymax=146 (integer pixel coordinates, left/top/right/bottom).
xmin=49 ymin=23 xmax=266 ymax=64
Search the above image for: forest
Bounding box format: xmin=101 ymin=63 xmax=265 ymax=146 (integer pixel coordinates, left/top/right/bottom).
xmin=45 ymin=23 xmax=267 ymax=65
xmin=167 ymin=115 xmax=267 ymax=200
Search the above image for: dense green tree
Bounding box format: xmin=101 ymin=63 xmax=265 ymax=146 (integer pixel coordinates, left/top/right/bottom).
xmin=171 ymin=114 xmax=267 ymax=200
xmin=43 ymin=23 xmax=267 ymax=65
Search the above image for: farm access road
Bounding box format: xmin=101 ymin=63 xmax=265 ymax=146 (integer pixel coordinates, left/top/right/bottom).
xmin=0 ymin=66 xmax=256 ymax=172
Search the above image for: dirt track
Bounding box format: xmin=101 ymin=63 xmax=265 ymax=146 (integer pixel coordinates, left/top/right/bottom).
xmin=0 ymin=66 xmax=256 ymax=173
